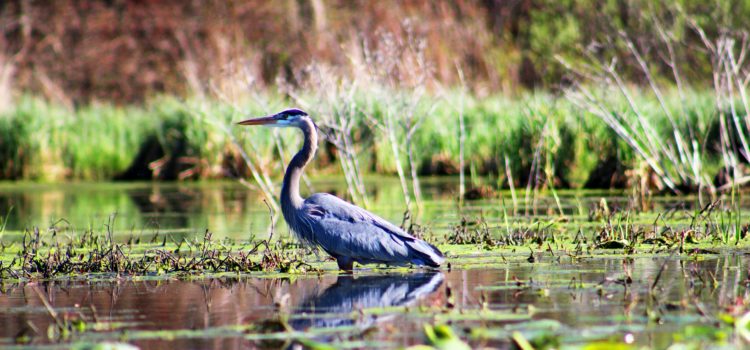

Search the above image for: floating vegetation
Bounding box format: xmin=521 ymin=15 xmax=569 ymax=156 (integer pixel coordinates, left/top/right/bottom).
xmin=443 ymin=197 xmax=750 ymax=256
xmin=2 ymin=192 xmax=750 ymax=281
xmin=0 ymin=225 xmax=321 ymax=280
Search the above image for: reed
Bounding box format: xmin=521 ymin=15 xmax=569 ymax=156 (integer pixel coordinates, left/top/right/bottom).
xmin=0 ymin=89 xmax=730 ymax=195
xmin=562 ymin=15 xmax=750 ymax=199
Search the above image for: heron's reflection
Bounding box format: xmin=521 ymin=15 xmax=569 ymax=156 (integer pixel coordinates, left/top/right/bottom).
xmin=289 ymin=271 xmax=444 ymax=331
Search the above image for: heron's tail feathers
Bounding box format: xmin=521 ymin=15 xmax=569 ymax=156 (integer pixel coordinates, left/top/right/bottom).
xmin=407 ymin=239 xmax=445 ymax=267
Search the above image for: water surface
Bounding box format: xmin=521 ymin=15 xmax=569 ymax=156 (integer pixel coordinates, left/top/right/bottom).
xmin=0 ymin=179 xmax=748 ymax=349
xmin=0 ymin=255 xmax=746 ymax=349
xmin=0 ymin=179 xmax=738 ymax=239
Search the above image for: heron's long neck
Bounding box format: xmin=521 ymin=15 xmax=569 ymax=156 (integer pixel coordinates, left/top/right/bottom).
xmin=281 ymin=119 xmax=317 ymax=212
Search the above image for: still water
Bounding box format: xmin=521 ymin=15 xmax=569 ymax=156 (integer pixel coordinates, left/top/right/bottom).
xmin=1 ymin=256 xmax=746 ymax=349
xmin=0 ymin=178 xmax=721 ymax=240
xmin=0 ymin=179 xmax=449 ymax=239
xmin=0 ymin=179 xmax=748 ymax=349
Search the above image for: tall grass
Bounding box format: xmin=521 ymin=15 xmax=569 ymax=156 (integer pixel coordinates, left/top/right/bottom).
xmin=68 ymin=104 xmax=150 ymax=179
xmin=0 ymin=97 xmax=153 ymax=181
xmin=562 ymin=16 xmax=750 ymax=199
xmin=0 ymin=90 xmax=732 ymax=196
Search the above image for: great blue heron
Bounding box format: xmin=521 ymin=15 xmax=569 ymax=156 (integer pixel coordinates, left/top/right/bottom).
xmin=238 ymin=108 xmax=445 ymax=271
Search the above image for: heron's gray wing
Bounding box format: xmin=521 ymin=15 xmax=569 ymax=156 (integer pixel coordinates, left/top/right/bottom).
xmin=300 ymin=193 xmax=444 ymax=266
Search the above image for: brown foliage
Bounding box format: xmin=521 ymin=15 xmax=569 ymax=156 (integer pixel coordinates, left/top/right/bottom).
xmin=0 ymin=0 xmax=521 ymax=103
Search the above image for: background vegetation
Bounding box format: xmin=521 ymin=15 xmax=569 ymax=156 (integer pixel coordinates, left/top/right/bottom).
xmin=1 ymin=0 xmax=750 ymax=199
xmin=1 ymin=0 xmax=744 ymax=103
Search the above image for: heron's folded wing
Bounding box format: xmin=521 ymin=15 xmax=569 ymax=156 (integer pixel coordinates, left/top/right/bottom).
xmin=304 ymin=193 xmax=417 ymax=239
xmin=300 ymin=193 xmax=416 ymax=261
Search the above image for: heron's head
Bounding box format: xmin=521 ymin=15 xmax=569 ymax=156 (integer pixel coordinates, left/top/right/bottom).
xmin=236 ymin=108 xmax=310 ymax=128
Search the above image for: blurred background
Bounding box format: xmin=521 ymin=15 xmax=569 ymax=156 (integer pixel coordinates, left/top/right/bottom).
xmin=0 ymin=0 xmax=748 ymax=196
xmin=1 ymin=1 xmax=738 ymax=103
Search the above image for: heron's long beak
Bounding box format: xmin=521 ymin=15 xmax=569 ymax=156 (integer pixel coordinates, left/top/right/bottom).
xmin=236 ymin=114 xmax=278 ymax=126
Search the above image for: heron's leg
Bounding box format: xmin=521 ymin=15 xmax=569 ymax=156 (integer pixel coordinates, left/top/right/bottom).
xmin=336 ymin=257 xmax=354 ymax=272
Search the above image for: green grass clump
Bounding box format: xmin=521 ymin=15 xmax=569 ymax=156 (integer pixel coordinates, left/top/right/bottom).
xmin=0 ymin=96 xmax=150 ymax=181
xmin=67 ymin=103 xmax=150 ymax=180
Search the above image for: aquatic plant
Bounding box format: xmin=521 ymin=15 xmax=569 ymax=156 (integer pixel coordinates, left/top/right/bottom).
xmin=563 ymin=13 xmax=750 ymax=195
xmin=0 ymin=223 xmax=318 ymax=280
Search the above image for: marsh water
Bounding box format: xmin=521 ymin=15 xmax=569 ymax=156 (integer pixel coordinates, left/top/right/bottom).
xmin=0 ymin=178 xmax=729 ymax=240
xmin=1 ymin=179 xmax=749 ymax=349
